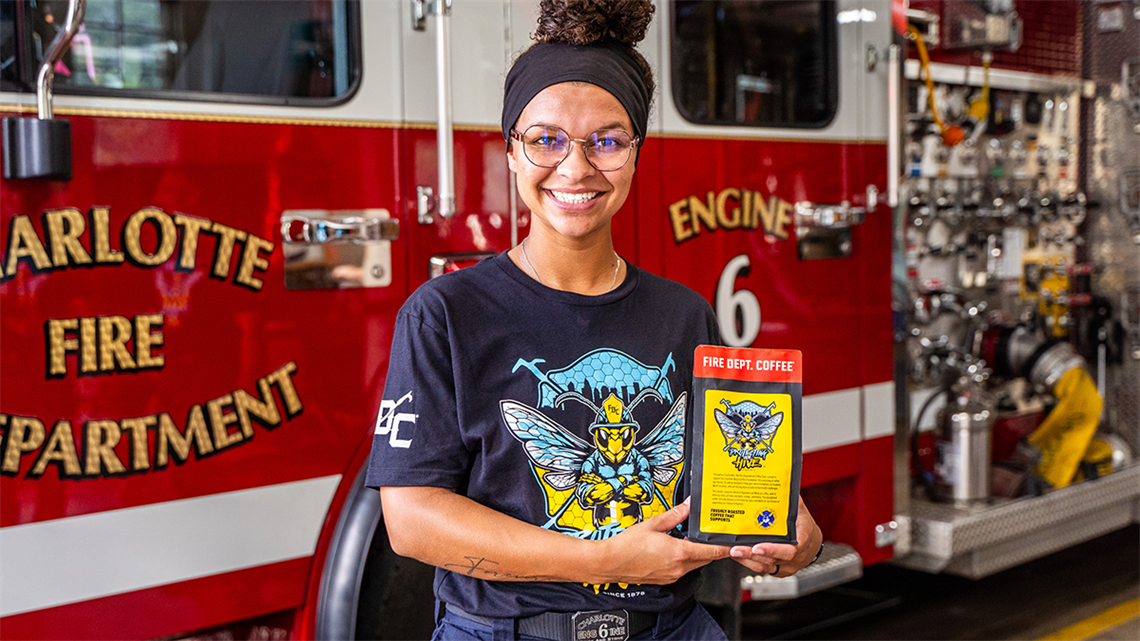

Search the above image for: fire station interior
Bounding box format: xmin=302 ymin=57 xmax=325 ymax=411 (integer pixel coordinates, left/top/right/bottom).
xmin=0 ymin=0 xmax=1138 ymax=640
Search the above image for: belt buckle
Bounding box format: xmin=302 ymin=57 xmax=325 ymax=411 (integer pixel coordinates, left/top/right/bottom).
xmin=571 ymin=609 xmax=629 ymax=641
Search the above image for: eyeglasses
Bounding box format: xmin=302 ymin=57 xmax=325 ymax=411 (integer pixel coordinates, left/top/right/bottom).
xmin=510 ymin=125 xmax=639 ymax=172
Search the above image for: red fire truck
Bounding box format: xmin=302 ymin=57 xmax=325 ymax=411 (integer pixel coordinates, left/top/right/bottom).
xmin=2 ymin=0 xmax=1137 ymax=639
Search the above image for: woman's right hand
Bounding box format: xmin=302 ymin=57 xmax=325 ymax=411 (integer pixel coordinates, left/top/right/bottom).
xmin=593 ymin=499 xmax=730 ymax=585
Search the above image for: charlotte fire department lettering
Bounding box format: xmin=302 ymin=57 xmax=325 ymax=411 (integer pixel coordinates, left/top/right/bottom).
xmin=1 ymin=207 xmax=275 ymax=291
xmin=0 ymin=361 xmax=303 ymax=480
xmin=668 ymin=188 xmax=794 ymax=244
xmin=375 ymin=391 xmax=415 ymax=448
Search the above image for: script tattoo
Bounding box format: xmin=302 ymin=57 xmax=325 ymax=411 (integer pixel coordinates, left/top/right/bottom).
xmin=443 ymin=556 xmax=562 ymax=581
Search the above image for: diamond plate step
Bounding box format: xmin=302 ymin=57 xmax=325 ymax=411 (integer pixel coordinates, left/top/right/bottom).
xmin=894 ymin=464 xmax=1140 ymax=578
xmin=741 ymin=542 xmax=863 ymax=600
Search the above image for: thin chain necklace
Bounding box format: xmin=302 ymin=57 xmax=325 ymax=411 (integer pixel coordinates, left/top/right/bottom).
xmin=520 ymin=239 xmax=622 ymax=293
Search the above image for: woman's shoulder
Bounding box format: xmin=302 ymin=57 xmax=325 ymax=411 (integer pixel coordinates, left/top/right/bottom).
xmin=632 ymin=265 xmax=713 ymax=312
xmin=400 ymin=254 xmax=507 ymax=319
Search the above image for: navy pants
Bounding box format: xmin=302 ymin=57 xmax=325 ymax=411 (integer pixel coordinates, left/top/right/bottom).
xmin=431 ymin=602 xmax=730 ymax=641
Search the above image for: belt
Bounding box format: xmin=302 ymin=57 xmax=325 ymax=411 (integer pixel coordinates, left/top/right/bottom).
xmin=443 ymin=601 xmax=694 ymax=641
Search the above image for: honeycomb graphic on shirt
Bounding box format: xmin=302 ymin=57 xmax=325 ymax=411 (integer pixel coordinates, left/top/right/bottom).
xmin=502 ymin=349 xmax=686 ymax=539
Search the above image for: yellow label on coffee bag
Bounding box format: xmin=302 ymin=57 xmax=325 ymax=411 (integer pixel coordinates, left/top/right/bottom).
xmin=699 ymin=389 xmax=794 ymax=536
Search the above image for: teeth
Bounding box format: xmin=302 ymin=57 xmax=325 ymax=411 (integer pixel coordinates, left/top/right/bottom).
xmin=550 ymin=191 xmax=599 ymax=204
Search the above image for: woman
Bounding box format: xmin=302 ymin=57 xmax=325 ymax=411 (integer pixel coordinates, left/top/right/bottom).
xmin=367 ymin=2 xmax=822 ymax=639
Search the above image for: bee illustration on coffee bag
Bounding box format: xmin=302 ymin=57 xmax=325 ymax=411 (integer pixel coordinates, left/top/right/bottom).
xmin=714 ymin=399 xmax=782 ymax=470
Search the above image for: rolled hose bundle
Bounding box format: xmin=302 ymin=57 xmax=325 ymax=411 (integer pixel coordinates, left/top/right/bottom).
xmin=980 ymin=327 xmax=1105 ymax=489
xmin=1028 ymin=366 xmax=1103 ymax=489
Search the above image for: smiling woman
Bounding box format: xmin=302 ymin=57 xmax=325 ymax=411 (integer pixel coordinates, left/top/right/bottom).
xmin=364 ymin=2 xmax=822 ymax=640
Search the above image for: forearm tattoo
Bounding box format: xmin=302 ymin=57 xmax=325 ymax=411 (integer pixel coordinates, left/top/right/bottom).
xmin=444 ymin=556 xmax=565 ymax=582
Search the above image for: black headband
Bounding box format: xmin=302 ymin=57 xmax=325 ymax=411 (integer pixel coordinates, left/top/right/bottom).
xmin=502 ymin=40 xmax=649 ymax=146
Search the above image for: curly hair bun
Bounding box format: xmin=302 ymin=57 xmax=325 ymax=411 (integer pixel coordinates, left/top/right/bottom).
xmin=533 ymin=0 xmax=655 ymax=47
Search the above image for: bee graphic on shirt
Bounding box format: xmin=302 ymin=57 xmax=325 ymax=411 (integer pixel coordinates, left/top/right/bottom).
xmin=501 ymin=349 xmax=684 ymax=537
xmin=714 ymin=399 xmax=782 ymax=470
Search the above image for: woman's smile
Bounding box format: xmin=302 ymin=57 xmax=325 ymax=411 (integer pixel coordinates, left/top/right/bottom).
xmin=547 ymin=189 xmax=601 ymax=205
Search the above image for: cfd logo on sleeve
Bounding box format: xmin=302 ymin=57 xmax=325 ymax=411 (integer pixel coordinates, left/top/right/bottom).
xmin=375 ymin=391 xmax=416 ymax=448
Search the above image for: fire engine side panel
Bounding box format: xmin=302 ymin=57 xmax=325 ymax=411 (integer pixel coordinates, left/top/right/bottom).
xmin=0 ymin=2 xmax=421 ymax=638
xmin=0 ymin=115 xmax=415 ymax=635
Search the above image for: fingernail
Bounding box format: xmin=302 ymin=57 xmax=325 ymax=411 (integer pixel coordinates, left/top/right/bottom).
xmin=730 ymin=548 xmax=744 ymax=558
xmin=683 ymin=496 xmax=691 ymax=505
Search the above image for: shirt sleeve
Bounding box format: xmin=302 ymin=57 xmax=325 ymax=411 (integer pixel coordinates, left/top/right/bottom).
xmin=365 ymin=303 xmax=470 ymax=490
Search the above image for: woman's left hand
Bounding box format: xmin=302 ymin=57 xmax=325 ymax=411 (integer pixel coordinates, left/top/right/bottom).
xmin=727 ymin=495 xmax=823 ymax=577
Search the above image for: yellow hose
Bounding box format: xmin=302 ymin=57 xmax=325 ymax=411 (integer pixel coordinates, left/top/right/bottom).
xmin=967 ymin=53 xmax=992 ymax=125
xmin=1027 ymin=367 xmax=1103 ymax=489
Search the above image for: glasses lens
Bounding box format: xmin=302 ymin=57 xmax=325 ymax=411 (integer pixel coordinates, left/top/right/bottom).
xmin=518 ymin=126 xmax=635 ymax=171
xmin=586 ymin=130 xmax=634 ymax=171
xmin=522 ymin=126 xmax=569 ymax=167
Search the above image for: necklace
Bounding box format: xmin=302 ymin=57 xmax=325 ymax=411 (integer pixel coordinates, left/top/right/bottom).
xmin=519 ymin=239 xmax=622 ymax=293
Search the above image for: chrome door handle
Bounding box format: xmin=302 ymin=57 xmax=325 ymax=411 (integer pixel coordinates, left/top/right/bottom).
xmin=281 ymin=211 xmax=399 ymax=244
xmin=794 ymin=201 xmax=866 ymax=260
xmin=279 ymin=209 xmax=397 ymax=290
xmin=793 ymin=201 xmax=866 ymax=231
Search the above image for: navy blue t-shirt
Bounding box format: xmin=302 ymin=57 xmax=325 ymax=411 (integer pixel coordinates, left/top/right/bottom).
xmin=366 ymin=252 xmax=720 ymax=618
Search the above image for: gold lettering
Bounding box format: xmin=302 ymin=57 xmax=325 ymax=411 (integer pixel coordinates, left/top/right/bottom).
xmin=773 ymin=199 xmax=793 ymax=240
xmin=80 ymin=317 xmax=98 ymax=374
xmin=715 ymin=188 xmax=742 ymax=229
xmin=122 ymin=207 xmax=177 ymax=267
xmin=88 ymin=207 xmax=125 ymax=265
xmin=742 ymin=190 xmax=755 ymax=229
xmin=209 ymin=223 xmax=248 ymax=280
xmin=155 ymin=408 xmax=215 ymax=467
xmin=2 ymin=415 xmax=45 ymax=474
xmin=264 ymin=361 xmax=303 ymax=418
xmin=172 ymin=214 xmax=212 ymax=271
xmin=98 ymin=316 xmax=136 ymax=371
xmin=668 ymin=198 xmax=694 ymax=244
xmin=50 ymin=314 xmax=164 ymax=377
xmin=234 ymin=379 xmax=283 ymax=438
xmin=29 ymin=420 xmax=82 ymax=478
xmin=207 ymin=394 xmax=244 ymax=449
xmin=83 ymin=420 xmax=127 ymax=476
xmin=4 ymin=215 xmax=52 ymax=278
xmin=690 ymin=192 xmax=717 ymax=236
xmin=756 ymin=195 xmax=778 ymax=235
xmin=119 ymin=416 xmax=154 ymax=471
xmin=43 ymin=209 xmax=93 ymax=267
xmin=46 ymin=318 xmax=80 ymax=377
xmin=133 ymin=313 xmax=165 ymax=370
xmin=234 ymin=235 xmax=275 ymax=291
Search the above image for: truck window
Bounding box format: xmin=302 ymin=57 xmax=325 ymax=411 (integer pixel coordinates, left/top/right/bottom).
xmin=671 ymin=0 xmax=837 ymax=128
xmin=0 ymin=0 xmax=359 ymax=104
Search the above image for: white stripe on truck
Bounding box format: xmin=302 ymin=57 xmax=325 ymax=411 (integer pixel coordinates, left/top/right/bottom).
xmin=0 ymin=474 xmax=341 ymax=617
